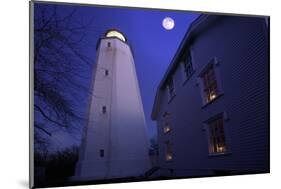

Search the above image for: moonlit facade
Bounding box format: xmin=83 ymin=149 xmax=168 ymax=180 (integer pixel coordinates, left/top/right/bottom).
xmin=75 ymin=30 xmax=151 ymax=180
xmin=151 ymin=15 xmax=269 ymax=177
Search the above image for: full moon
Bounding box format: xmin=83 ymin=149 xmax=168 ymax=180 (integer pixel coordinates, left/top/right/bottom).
xmin=162 ymin=17 xmax=175 ymax=30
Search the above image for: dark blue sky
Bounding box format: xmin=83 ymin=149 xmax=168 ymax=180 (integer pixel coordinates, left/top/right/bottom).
xmin=35 ymin=2 xmax=199 ymax=150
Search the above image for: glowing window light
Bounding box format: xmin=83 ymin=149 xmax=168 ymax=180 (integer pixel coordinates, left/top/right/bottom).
xmin=202 ymin=65 xmax=219 ymax=103
xmin=106 ymin=30 xmax=126 ymax=42
xmin=217 ymin=146 xmax=225 ymax=153
xmin=164 ymin=126 xmax=171 ymax=133
xmin=208 ymin=116 xmax=227 ymax=154
xmin=165 ymin=141 xmax=173 ymax=161
xmin=209 ymin=92 xmax=217 ymax=101
xmin=166 ymin=153 xmax=173 ymax=161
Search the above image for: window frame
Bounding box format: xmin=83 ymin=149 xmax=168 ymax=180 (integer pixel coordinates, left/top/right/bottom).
xmin=162 ymin=111 xmax=172 ymax=134
xmin=165 ymin=141 xmax=173 ymax=161
xmin=203 ymin=64 xmax=219 ymax=103
xmin=197 ymin=57 xmax=224 ymax=107
xmin=181 ymin=50 xmax=195 ymax=84
xmin=203 ymin=112 xmax=231 ymax=156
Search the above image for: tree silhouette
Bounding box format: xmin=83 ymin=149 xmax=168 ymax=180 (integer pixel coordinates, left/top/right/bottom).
xmin=33 ymin=4 xmax=94 ymax=153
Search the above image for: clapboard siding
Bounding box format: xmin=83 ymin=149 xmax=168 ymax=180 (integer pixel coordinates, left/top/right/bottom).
xmin=154 ymin=15 xmax=269 ymax=177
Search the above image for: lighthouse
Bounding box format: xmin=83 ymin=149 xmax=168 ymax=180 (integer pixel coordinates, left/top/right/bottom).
xmin=75 ymin=29 xmax=151 ymax=180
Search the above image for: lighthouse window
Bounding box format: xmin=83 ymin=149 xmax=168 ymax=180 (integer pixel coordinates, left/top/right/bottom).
xmin=100 ymin=149 xmax=104 ymax=157
xmin=102 ymin=106 xmax=107 ymax=114
xmin=105 ymin=69 xmax=109 ymax=76
xmin=107 ymin=42 xmax=111 ymax=47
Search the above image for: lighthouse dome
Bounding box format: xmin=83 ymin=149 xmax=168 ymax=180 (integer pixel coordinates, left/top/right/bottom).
xmin=105 ymin=29 xmax=126 ymax=42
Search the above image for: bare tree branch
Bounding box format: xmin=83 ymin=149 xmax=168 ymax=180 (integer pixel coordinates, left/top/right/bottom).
xmin=35 ymin=104 xmax=67 ymax=128
xmin=35 ymin=124 xmax=52 ymax=136
xmin=33 ymin=4 xmax=95 ymax=153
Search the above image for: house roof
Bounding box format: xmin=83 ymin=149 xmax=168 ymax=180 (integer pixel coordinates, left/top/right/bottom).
xmin=150 ymin=14 xmax=221 ymax=120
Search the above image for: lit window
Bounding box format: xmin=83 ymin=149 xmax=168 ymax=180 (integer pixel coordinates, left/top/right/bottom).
xmin=163 ymin=125 xmax=171 ymax=133
xmin=165 ymin=141 xmax=173 ymax=161
xmin=167 ymin=76 xmax=176 ymax=101
xmin=182 ymin=54 xmax=194 ymax=80
xmin=202 ymin=64 xmax=219 ymax=103
xmin=208 ymin=116 xmax=227 ymax=154
xmin=100 ymin=149 xmax=104 ymax=157
xmin=162 ymin=112 xmax=171 ymax=134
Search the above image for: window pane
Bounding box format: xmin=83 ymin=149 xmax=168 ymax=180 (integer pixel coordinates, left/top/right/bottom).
xmin=208 ymin=116 xmax=227 ymax=154
xmin=166 ymin=142 xmax=173 ymax=161
xmin=202 ymin=65 xmax=219 ymax=103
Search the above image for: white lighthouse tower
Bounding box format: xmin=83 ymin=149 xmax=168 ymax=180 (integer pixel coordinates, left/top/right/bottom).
xmin=75 ymin=29 xmax=151 ymax=180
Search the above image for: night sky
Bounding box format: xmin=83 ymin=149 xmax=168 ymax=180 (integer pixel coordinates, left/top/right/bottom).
xmin=34 ymin=2 xmax=199 ymax=151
